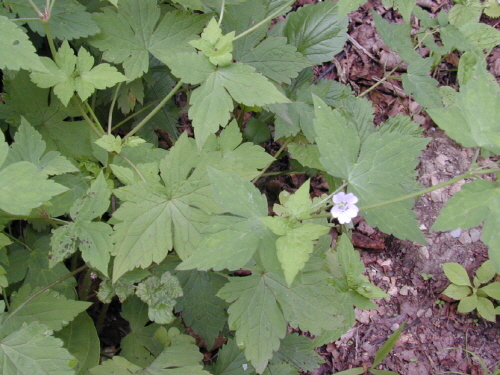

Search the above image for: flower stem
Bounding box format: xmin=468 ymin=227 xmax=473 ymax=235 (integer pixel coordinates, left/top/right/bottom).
xmin=252 ymin=137 xmax=293 ymax=184
xmin=123 ymin=80 xmax=183 ymax=141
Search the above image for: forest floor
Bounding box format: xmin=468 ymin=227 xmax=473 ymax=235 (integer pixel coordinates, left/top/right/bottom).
xmin=300 ymin=0 xmax=500 ymax=373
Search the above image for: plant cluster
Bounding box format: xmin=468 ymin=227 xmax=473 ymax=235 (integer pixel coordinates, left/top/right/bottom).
xmin=0 ymin=0 xmax=499 ymax=374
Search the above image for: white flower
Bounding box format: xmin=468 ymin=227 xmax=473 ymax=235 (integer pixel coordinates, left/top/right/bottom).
xmin=331 ymin=192 xmax=359 ymax=224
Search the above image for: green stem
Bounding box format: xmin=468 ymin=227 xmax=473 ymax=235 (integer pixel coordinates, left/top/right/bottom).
xmin=26 ymin=0 xmax=43 ymax=17
xmin=79 ymin=269 xmax=93 ymax=301
xmin=111 ymin=98 xmax=162 ymax=131
xmin=42 ymin=21 xmax=57 ymax=57
xmin=123 ymin=80 xmax=183 ymax=140
xmin=2 ymin=232 xmax=33 ymax=252
xmin=116 ymin=152 xmax=147 ymax=183
xmin=95 ymin=303 xmax=109 ymax=334
xmin=3 ymin=265 xmax=88 ymax=325
xmin=10 ymin=17 xmax=41 ymax=22
xmin=309 ymin=182 xmax=348 ymax=213
xmin=108 ymin=82 xmax=122 ymax=135
xmin=218 ymin=0 xmax=226 ymax=26
xmin=260 ymin=170 xmax=304 ymax=177
xmin=233 ymin=0 xmax=295 ymax=42
xmin=72 ymin=97 xmax=104 ymax=137
xmin=358 ymin=62 xmax=402 ymax=98
xmin=84 ymin=101 xmax=105 ymax=135
xmin=252 ymin=137 xmax=293 ymax=184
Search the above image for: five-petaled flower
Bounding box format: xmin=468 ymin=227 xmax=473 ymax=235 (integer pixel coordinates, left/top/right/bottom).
xmin=331 ymin=192 xmax=359 ymax=224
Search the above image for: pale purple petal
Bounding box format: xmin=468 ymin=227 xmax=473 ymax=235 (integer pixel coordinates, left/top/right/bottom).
xmin=332 ymin=192 xmax=358 ymax=205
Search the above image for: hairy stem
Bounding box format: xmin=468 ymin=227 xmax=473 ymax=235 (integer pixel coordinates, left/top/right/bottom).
xmin=3 ymin=265 xmax=88 ymax=325
xmin=108 ymin=82 xmax=122 ymax=135
xmin=111 ymin=98 xmax=162 ymax=131
xmin=233 ymin=0 xmax=295 ymax=42
xmin=72 ymin=97 xmax=105 ymax=137
xmin=116 ymin=152 xmax=148 ymax=183
xmin=123 ymin=80 xmax=183 ymax=140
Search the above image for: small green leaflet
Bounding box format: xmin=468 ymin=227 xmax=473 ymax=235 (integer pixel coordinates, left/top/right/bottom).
xmin=175 ymin=270 xmax=228 ymax=348
xmin=432 ymin=179 xmax=500 ymax=273
xmin=51 ymin=172 xmax=112 ymax=276
xmin=0 ymin=322 xmax=77 ymax=375
xmin=0 ymin=16 xmax=46 ymax=72
xmin=190 ymin=18 xmax=235 ymax=66
xmin=212 ymin=338 xmax=256 ymax=375
xmin=177 ymin=168 xmax=275 ymax=272
xmin=90 ymin=327 xmax=210 ymax=375
xmin=0 ymin=130 xmax=68 ymax=216
xmin=1 ymin=284 xmax=91 ymax=337
xmin=89 ymin=0 xmax=210 ymax=79
xmin=427 ymin=66 xmax=500 ymax=154
xmin=6 ymin=0 xmax=99 ymax=40
xmin=6 ymin=119 xmax=78 ymax=175
xmin=281 ymin=1 xmax=348 ymax=64
xmin=313 ymin=96 xmax=428 ymax=244
xmin=218 ymin=274 xmax=287 ymax=374
xmin=240 ymin=37 xmax=311 ymax=84
xmin=135 ymin=272 xmax=183 ymax=325
xmin=274 ymin=333 xmax=323 ymax=372
xmin=382 ymin=0 xmax=416 ymax=21
xmin=55 ymin=313 xmax=100 ymax=375
xmin=30 ymin=41 xmax=126 ymax=106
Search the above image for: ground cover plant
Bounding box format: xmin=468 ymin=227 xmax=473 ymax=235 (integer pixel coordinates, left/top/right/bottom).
xmin=0 ymin=0 xmax=499 ymax=374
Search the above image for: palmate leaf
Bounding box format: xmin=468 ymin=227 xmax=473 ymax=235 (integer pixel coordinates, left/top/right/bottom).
xmin=0 ymin=15 xmax=46 ymax=72
xmin=274 ymin=334 xmax=322 ymax=372
xmin=212 ymin=338 xmax=256 ymax=375
xmin=401 ymin=58 xmax=442 ymax=109
xmin=175 ymin=270 xmax=228 ymax=348
xmin=0 ymin=322 xmax=77 ymax=375
xmin=6 ymin=0 xmax=99 ymax=40
xmin=427 ymin=66 xmax=500 ymax=154
xmin=89 ymin=0 xmax=210 ymax=79
xmin=313 ymin=96 xmax=428 ymax=243
xmin=432 ymin=179 xmax=500 ymax=272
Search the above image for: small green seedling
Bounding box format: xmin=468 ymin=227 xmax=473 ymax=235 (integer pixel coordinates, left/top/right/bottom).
xmin=335 ymin=323 xmax=405 ymax=375
xmin=441 ymin=261 xmax=500 ymax=322
xmin=421 ymin=273 xmax=434 ymax=281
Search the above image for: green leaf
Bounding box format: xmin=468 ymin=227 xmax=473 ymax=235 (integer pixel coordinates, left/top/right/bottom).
xmin=212 ymin=338 xmax=255 ymax=375
xmin=120 ymin=296 xmax=163 ymax=367
xmin=7 ymin=0 xmax=99 ymax=40
xmin=275 ymin=223 xmax=329 ymax=286
xmin=476 ymin=297 xmax=496 ymax=322
xmin=50 ymin=223 xmax=78 ymax=265
xmin=70 ymin=172 xmax=111 ymax=222
xmin=382 ymin=0 xmax=416 ymax=21
xmin=55 ymin=312 xmax=100 ymax=375
xmin=333 ymin=368 xmax=365 ymax=375
xmin=402 ymin=59 xmax=442 ymax=109
xmin=480 ymin=282 xmax=500 ymax=300
xmin=75 ymin=221 xmax=113 ymax=276
xmin=288 ymin=143 xmax=323 ymax=170
xmin=372 ymin=12 xmax=421 ymax=64
xmin=6 ymin=119 xmax=78 ymax=175
xmin=442 ymin=284 xmax=472 ymax=300
xmin=135 ymin=272 xmax=183 ymax=325
xmin=218 ymin=275 xmax=288 ymax=373
xmin=457 ymin=294 xmax=477 ymax=313
xmin=175 ymin=270 xmax=228 ymax=349
xmin=0 ymin=322 xmax=76 ymax=375
xmin=314 ymin=97 xmax=428 ymax=243
xmin=278 ymin=179 xmax=313 ymax=220
xmin=0 ymin=15 xmax=46 ymax=72
xmin=337 ymin=0 xmax=367 ymax=19
xmin=190 ymin=18 xmax=235 ymax=66
xmin=442 ymin=263 xmax=472 ymax=287
xmin=372 ymin=322 xmax=405 ymax=368
xmin=31 ymin=42 xmax=126 ymax=106
xmin=2 ymin=285 xmax=91 ymax=337
xmin=90 ymin=356 xmax=142 ymax=375
xmin=475 ymin=260 xmax=496 ymax=284
xmin=431 ymin=180 xmax=500 ymax=272
xmin=0 ymin=161 xmax=68 ymax=216
xmin=275 ymin=333 xmax=322 ymax=372
xmin=459 ymin=22 xmax=500 ymax=53
xmin=282 ymin=1 xmax=348 ymax=64
xmin=188 ymin=63 xmax=289 ymax=148
xmin=427 ymin=67 xmax=500 ymax=154
xmin=89 ymin=0 xmax=210 ymax=79
xmin=239 ymin=37 xmax=311 ymax=84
